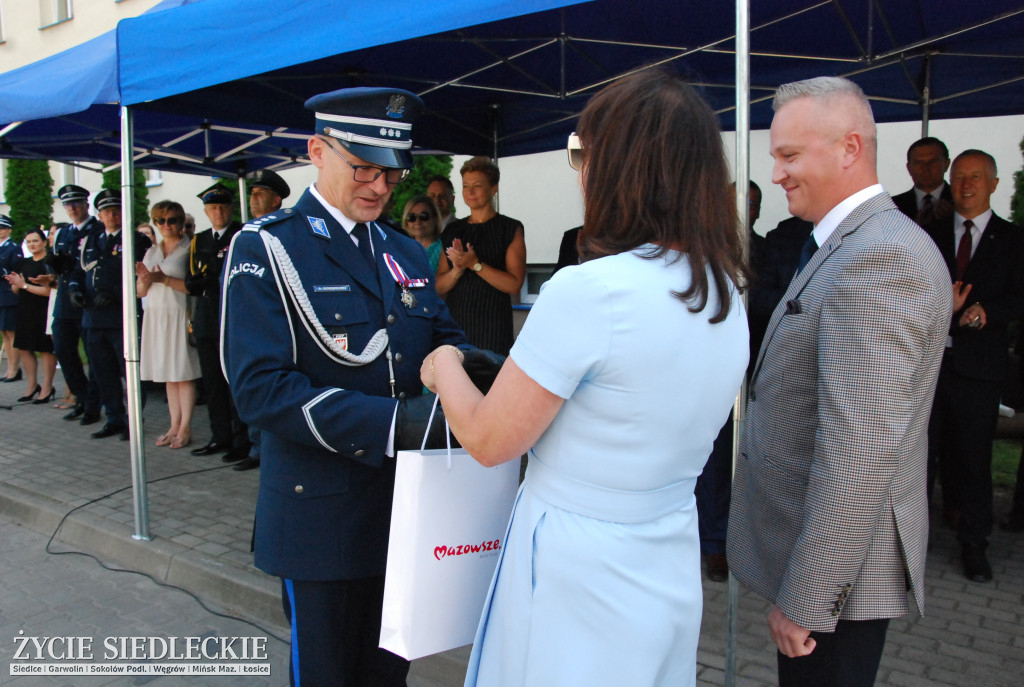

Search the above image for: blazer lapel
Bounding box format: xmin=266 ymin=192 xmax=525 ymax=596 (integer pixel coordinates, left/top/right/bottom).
xmin=962 ymin=217 xmax=1003 ymax=282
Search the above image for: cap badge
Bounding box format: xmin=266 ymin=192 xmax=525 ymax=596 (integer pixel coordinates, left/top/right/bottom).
xmin=386 ymin=95 xmax=406 ymax=119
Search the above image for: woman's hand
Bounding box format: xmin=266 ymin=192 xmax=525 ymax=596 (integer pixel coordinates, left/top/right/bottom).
xmin=420 ymin=345 xmax=465 ymax=393
xmin=445 ymin=238 xmax=478 ymax=271
xmin=5 ymin=272 xmax=26 ymax=289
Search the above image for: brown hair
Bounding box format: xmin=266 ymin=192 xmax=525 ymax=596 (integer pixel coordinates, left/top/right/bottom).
xmin=576 ymin=69 xmax=745 ymax=323
xmin=459 ymin=156 xmax=500 ymax=186
xmin=150 ymin=200 xmax=185 ymax=221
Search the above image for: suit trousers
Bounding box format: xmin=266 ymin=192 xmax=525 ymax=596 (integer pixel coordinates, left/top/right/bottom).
xmin=196 ymin=337 xmax=248 ymax=449
xmin=282 ymin=576 xmax=409 ymax=687
xmin=929 ymin=355 xmax=1001 ymax=548
xmin=777 ymin=618 xmax=889 ymax=687
xmin=52 ymin=318 xmax=93 ymax=408
xmin=696 ymin=413 xmax=733 ymax=555
xmin=86 ymin=326 xmax=125 ymax=426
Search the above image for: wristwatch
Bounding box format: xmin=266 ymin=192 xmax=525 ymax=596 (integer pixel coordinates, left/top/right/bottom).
xmin=471 ymin=262 xmax=483 ymax=272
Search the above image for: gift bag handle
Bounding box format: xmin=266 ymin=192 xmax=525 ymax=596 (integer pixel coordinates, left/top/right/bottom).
xmin=420 ymin=394 xmax=454 ymax=469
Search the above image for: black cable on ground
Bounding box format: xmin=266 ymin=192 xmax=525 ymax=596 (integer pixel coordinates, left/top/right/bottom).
xmin=43 ymin=462 xmax=289 ymax=645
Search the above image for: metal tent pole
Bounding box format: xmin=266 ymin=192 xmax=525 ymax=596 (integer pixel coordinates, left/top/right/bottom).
xmin=121 ymin=105 xmax=150 ymax=541
xmin=238 ymin=174 xmax=250 ymax=223
xmin=726 ymin=0 xmax=751 ymax=685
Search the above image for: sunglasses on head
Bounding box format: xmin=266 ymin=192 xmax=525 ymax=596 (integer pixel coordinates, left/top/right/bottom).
xmin=153 ymin=216 xmax=182 ymax=226
xmin=406 ymin=212 xmax=432 ymax=223
xmin=567 ymin=132 xmax=583 ymax=171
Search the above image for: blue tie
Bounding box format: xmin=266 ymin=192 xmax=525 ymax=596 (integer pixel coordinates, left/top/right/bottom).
xmin=351 ymin=223 xmax=375 ymax=269
xmin=796 ymin=234 xmax=818 ymax=273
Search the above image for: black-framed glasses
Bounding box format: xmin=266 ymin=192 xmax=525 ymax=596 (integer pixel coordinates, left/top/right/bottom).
xmin=567 ymin=132 xmax=583 ymax=171
xmin=405 ymin=212 xmax=432 ymax=223
xmin=320 ymin=137 xmax=409 ymax=186
xmin=153 ymin=216 xmax=183 ymax=226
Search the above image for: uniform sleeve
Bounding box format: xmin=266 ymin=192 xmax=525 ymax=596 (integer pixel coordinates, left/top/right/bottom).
xmin=510 ymin=267 xmax=610 ymax=399
xmin=220 ymin=229 xmax=398 ymax=467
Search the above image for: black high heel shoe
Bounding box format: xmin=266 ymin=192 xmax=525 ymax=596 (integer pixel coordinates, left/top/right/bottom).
xmin=3 ymin=369 xmax=22 ymax=383
xmin=18 ymin=385 xmax=41 ymax=402
xmin=32 ymin=388 xmax=56 ymax=405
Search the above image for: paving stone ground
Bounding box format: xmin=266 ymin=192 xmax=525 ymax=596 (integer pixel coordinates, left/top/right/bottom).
xmin=0 ymin=365 xmax=1021 ymax=685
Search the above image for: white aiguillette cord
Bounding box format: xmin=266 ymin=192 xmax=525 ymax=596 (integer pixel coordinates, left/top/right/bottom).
xmin=420 ymin=394 xmax=453 ymax=469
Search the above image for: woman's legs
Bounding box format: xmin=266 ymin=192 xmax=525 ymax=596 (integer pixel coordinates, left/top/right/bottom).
xmin=19 ymin=349 xmax=37 ymax=396
xmin=39 ymin=352 xmax=56 ymax=397
xmin=165 ymin=382 xmax=182 ymax=439
xmin=2 ymin=330 xmax=19 ymax=379
xmin=172 ymin=380 xmax=196 ymax=447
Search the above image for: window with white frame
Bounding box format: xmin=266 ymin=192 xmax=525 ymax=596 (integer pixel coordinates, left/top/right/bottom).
xmin=39 ymin=0 xmax=72 ymax=28
xmin=145 ymin=169 xmax=163 ymax=187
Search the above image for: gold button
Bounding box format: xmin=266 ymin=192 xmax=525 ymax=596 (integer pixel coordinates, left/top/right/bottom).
xmin=334 ymin=313 xmax=342 ymax=321
xmin=422 ymin=307 xmax=429 ymax=313
xmin=355 ymin=449 xmax=366 ymax=457
xmin=294 ymin=485 xmax=304 ymax=494
xmin=394 ymin=353 xmax=403 ymax=363
xmin=387 ymin=314 xmax=396 ymax=324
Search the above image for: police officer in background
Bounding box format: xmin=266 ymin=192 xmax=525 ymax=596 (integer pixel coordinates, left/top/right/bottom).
xmin=221 ymin=87 xmax=472 ymax=686
xmin=249 ymin=169 xmax=290 ymax=219
xmin=50 ymin=185 xmax=104 ymax=422
xmin=69 ymin=189 xmax=151 ymax=439
xmin=187 ymin=184 xmax=250 ymax=463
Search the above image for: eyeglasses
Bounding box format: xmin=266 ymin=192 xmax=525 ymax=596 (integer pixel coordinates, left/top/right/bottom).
xmin=320 ymin=137 xmax=409 ymax=186
xmin=567 ymin=132 xmax=583 ymax=171
xmin=153 ymin=216 xmax=183 ymax=226
xmin=405 ymin=212 xmax=432 ymax=223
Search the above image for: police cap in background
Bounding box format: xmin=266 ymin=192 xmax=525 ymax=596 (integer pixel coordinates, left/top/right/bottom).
xmin=94 ymin=189 xmax=121 ymax=212
xmin=305 ymin=87 xmax=423 ymax=170
xmin=250 ymin=169 xmax=290 ymax=200
xmin=198 ymin=182 xmax=235 ymax=205
xmin=57 ymin=184 xmax=90 ymax=204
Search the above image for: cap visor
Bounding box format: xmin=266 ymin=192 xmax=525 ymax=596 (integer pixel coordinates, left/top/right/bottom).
xmin=339 ymin=140 xmax=413 ymax=170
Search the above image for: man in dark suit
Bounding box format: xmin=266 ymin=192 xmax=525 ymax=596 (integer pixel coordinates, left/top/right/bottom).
xmin=728 ymin=77 xmax=951 ymax=687
xmin=891 ymin=137 xmax=953 ymax=226
xmin=186 ymin=184 xmax=249 ymax=463
xmin=50 ymin=185 xmax=104 ymax=422
xmin=925 ymin=149 xmax=1024 ymax=582
xmin=69 ymin=190 xmax=152 ymax=439
xmin=222 ymin=87 xmax=471 ymax=686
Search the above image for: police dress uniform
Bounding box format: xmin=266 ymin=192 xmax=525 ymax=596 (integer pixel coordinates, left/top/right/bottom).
xmin=186 ymin=219 xmax=249 ymax=453
xmin=72 ymin=226 xmax=151 ymax=429
xmin=51 ymin=215 xmax=104 ymax=415
xmin=222 ymin=187 xmax=467 ymax=684
xmin=0 ymin=223 xmax=21 ymax=335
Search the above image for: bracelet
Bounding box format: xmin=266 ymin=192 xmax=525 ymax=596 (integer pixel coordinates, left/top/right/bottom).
xmin=429 ymin=345 xmax=465 ymax=374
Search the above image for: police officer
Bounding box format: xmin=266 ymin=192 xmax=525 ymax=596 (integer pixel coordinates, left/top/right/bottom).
xmin=221 ymin=87 xmax=470 ymax=686
xmin=69 ymin=189 xmax=151 ymax=439
xmin=249 ymin=169 xmax=290 ymax=219
xmin=0 ymin=215 xmax=21 ymax=382
xmin=50 ymin=185 xmax=104 ymax=421
xmin=186 ymin=184 xmax=250 ymax=462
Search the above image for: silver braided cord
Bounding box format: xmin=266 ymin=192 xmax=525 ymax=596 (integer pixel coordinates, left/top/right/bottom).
xmin=259 ymin=231 xmax=389 ymax=366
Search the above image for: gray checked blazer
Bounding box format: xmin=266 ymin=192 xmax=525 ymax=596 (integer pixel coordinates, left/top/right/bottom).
xmin=727 ymin=192 xmax=952 ymax=632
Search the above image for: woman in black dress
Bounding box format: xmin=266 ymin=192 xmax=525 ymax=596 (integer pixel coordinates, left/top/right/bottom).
xmin=4 ymin=228 xmax=57 ymax=403
xmin=436 ymin=156 xmax=526 ymax=355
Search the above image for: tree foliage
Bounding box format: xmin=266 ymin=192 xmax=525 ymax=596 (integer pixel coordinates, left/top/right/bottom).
xmin=4 ymin=159 xmax=53 ymax=243
xmin=1011 ymin=134 xmax=1024 ymax=227
xmin=389 ymin=154 xmax=453 ymax=225
xmin=102 ymin=169 xmax=150 ymax=229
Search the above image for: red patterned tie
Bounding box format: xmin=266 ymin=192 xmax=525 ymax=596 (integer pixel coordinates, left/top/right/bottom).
xmin=955 ymin=220 xmax=973 ymax=282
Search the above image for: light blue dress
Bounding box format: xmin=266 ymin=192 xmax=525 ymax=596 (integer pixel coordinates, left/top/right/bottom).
xmin=463 ymin=245 xmax=749 ymax=687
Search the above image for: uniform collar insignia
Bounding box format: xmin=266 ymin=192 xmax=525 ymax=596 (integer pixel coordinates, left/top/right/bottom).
xmin=307 ymin=216 xmax=330 ymax=238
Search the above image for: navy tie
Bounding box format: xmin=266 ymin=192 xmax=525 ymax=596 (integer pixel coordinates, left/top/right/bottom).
xmin=351 ymin=223 xmax=375 ymax=269
xmin=796 ymin=234 xmax=818 ymax=273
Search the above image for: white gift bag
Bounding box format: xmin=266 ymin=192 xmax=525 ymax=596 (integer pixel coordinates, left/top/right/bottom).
xmin=380 ymin=397 xmax=519 ymax=660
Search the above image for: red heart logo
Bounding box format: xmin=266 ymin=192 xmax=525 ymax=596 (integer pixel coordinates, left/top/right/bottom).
xmin=434 ymin=546 xmax=447 ymax=560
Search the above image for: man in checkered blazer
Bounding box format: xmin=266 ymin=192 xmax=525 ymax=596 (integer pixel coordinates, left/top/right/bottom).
xmin=727 ymin=77 xmax=952 ymax=687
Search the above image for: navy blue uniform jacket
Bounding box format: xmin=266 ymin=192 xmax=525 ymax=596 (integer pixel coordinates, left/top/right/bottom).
xmin=221 ymin=189 xmax=467 ymax=581
xmin=72 ymin=229 xmax=151 ymax=330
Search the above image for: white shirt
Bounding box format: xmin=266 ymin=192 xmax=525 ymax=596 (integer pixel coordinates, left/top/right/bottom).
xmin=914 ymin=185 xmax=945 ymax=210
xmin=810 ymin=184 xmax=885 ymax=248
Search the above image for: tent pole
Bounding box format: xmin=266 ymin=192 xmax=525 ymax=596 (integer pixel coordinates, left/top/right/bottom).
xmin=238 ymin=174 xmax=250 ymax=222
xmin=726 ymin=1 xmax=751 ymax=686
xmin=121 ymin=104 xmax=151 ymax=541
xmin=921 ymin=56 xmax=932 ymax=137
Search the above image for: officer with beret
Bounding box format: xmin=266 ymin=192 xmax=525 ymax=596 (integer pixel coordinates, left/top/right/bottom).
xmin=221 ymin=87 xmax=471 ymax=686
xmin=50 ymin=185 xmax=104 ymax=421
xmin=0 ymin=215 xmax=21 ymax=382
xmin=69 ymin=190 xmax=151 ymax=439
xmin=186 ymin=184 xmax=250 ymax=462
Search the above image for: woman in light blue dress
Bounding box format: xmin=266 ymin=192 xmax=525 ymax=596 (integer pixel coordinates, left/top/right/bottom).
xmin=421 ymin=70 xmax=749 ymax=687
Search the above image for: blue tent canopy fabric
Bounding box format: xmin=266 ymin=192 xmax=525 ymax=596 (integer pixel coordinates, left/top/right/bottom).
xmin=0 ymin=0 xmax=1023 ymax=166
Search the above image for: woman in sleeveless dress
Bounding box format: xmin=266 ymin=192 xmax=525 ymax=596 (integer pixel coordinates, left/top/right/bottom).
xmin=422 ymin=70 xmax=750 ymax=687
xmin=136 ymin=201 xmax=200 ymax=449
xmin=436 ymin=156 xmax=526 ymax=356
